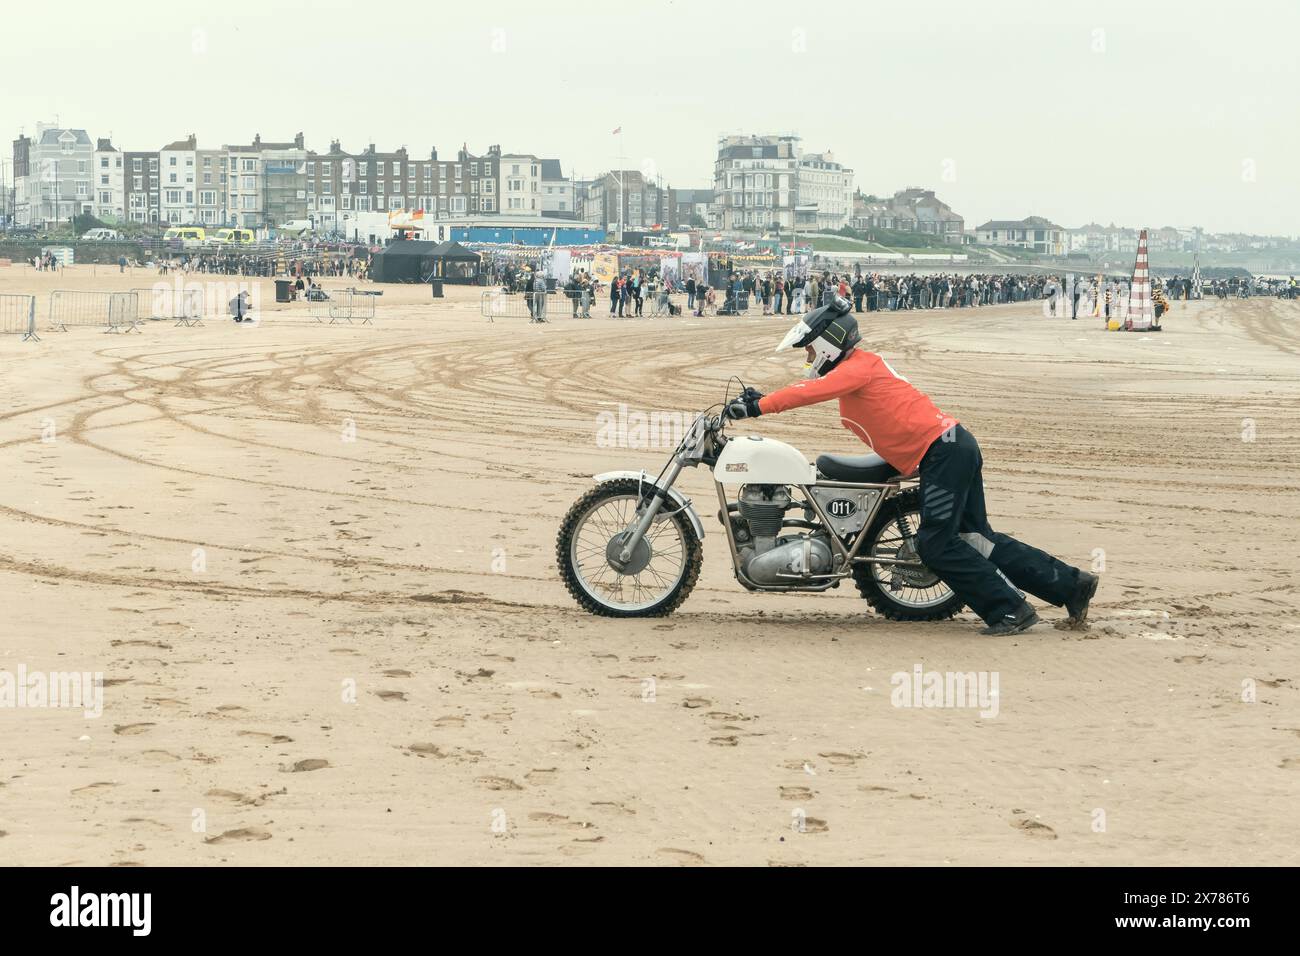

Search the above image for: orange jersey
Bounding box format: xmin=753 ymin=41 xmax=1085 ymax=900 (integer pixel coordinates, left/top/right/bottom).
xmin=758 ymin=349 xmax=956 ymax=475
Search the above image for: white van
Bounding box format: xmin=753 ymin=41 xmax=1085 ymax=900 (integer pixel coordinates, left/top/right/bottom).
xmin=81 ymin=228 xmax=122 ymax=241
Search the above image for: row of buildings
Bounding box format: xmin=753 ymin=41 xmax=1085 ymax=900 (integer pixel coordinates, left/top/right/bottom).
xmin=971 ymin=219 xmax=1211 ymax=257
xmin=8 ymin=125 xmax=871 ymax=238
xmin=10 ymin=122 xmax=1243 ymax=256
xmin=8 ymin=124 xmax=581 ymax=233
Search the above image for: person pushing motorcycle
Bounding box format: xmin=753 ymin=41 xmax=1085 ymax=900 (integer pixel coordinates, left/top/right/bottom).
xmin=725 ymin=295 xmax=1098 ymax=635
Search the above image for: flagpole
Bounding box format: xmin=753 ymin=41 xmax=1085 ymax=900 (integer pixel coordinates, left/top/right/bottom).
xmin=616 ymin=127 xmax=624 ymax=245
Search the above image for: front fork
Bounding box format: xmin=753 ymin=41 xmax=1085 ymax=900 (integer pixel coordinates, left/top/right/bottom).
xmin=614 ymin=457 xmax=686 ymax=567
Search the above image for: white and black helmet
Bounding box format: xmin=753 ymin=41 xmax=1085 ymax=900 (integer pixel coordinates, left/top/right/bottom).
xmin=776 ymin=295 xmax=860 ymax=376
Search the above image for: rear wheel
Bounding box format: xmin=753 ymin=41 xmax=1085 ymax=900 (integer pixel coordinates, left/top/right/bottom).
xmin=853 ymin=488 xmax=963 ymax=621
xmin=557 ymin=478 xmax=703 ymax=617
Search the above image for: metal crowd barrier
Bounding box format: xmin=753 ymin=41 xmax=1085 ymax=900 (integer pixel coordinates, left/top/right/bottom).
xmin=311 ymin=288 xmax=376 ymax=325
xmin=48 ymin=290 xmax=141 ymax=333
xmin=133 ymin=287 xmax=205 ymax=327
xmin=0 ymin=294 xmax=39 ymax=342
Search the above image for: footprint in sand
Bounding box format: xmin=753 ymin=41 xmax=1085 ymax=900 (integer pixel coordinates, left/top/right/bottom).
xmin=432 ymin=716 xmax=465 ymax=728
xmin=205 ymin=787 xmax=286 ymax=807
xmin=780 ymin=786 xmax=814 ymax=801
xmin=475 ymin=776 xmax=523 ymax=791
xmin=204 ymin=827 xmax=272 ymax=844
xmin=528 ymin=812 xmax=595 ymax=831
xmin=373 ymin=690 xmax=408 ymax=702
xmin=113 ymin=723 xmax=155 ymax=736
xmin=590 ymin=801 xmax=636 ymax=815
xmin=282 ymin=759 xmax=330 ymax=773
xmin=794 ymin=816 xmax=830 ymax=833
xmin=382 ymin=669 xmax=412 ymax=677
xmin=818 ymin=751 xmax=864 ymax=766
xmin=709 ymin=735 xmax=739 ymax=747
xmin=72 ymin=781 xmax=119 ymax=794
xmin=1011 ymin=818 xmax=1057 ymax=839
xmin=682 ymin=697 xmax=712 ymax=709
xmin=657 ymin=848 xmax=706 ymax=864
xmin=237 ymin=731 xmax=294 ymax=744
xmin=408 ymin=743 xmax=448 ymax=758
xmin=524 ymin=768 xmax=557 ymax=785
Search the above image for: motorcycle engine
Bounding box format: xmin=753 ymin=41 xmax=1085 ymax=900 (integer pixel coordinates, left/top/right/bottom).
xmin=737 ymin=484 xmax=791 ymax=553
xmin=733 ymin=485 xmax=833 ymax=586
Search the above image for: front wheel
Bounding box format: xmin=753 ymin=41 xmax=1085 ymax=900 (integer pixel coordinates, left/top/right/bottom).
xmin=556 ymin=478 xmax=703 ymax=617
xmin=853 ymin=488 xmax=963 ymax=622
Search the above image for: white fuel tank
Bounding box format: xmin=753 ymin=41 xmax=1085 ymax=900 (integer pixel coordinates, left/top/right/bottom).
xmin=714 ymin=435 xmax=817 ymax=486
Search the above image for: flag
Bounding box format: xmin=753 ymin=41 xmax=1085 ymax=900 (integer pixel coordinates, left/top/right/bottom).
xmin=612 ymin=126 xmax=621 ymax=135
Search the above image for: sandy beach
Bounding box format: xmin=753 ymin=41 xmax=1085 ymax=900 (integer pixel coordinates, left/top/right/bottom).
xmin=0 ymin=262 xmax=1297 ymax=866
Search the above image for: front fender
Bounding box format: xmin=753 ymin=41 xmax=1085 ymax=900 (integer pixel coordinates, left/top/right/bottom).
xmin=593 ymin=470 xmax=706 ymax=541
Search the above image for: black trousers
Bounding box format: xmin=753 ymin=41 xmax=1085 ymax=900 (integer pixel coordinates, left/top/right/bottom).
xmin=915 ymin=424 xmax=1080 ymax=624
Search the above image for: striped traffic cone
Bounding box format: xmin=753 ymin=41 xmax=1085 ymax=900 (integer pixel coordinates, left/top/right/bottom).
xmin=1124 ymin=229 xmax=1156 ymax=331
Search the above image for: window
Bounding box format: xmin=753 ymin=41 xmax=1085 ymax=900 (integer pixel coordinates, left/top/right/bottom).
xmin=185 ymin=191 xmax=193 ymax=203
xmin=149 ymin=158 xmax=159 ymax=170
xmin=322 ymin=180 xmax=331 ymax=194
xmin=133 ymin=158 xmax=142 ymax=171
xmin=169 ymin=156 xmax=177 ymax=166
xmin=359 ymin=182 xmax=368 ymax=194
xmin=99 ymin=157 xmax=108 ymax=169
xmin=451 ymin=196 xmax=466 ymax=213
xmin=166 ymin=190 xmax=181 ymax=203
xmin=133 ymin=175 xmax=143 ymax=189
xmin=376 ymin=180 xmax=384 ymax=194
xmin=200 ymin=191 xmax=216 ymax=205
xmin=423 ymin=164 xmax=431 ymax=178
xmin=203 ymin=172 xmax=211 ymax=184
xmin=471 ymin=162 xmax=478 ymax=176
xmin=307 ymin=161 xmax=315 ymax=174
xmin=359 ymin=161 xmax=368 ymax=176
xmin=100 ymin=175 xmax=109 ymax=185
xmin=391 ymin=161 xmax=400 ymax=175
xmin=242 ymin=158 xmax=254 ymax=172
xmin=242 ymin=195 xmax=256 ymax=210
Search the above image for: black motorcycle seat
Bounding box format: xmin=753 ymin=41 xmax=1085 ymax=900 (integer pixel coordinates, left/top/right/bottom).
xmin=816 ymin=452 xmax=901 ymax=483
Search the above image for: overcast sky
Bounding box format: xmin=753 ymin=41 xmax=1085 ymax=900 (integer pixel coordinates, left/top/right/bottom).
xmin=6 ymin=0 xmax=1297 ymax=235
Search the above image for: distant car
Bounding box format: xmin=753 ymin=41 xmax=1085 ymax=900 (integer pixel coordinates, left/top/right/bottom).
xmin=80 ymin=228 xmax=121 ymax=241
xmin=211 ymin=227 xmax=257 ymax=245
xmin=163 ymin=226 xmax=206 ymax=248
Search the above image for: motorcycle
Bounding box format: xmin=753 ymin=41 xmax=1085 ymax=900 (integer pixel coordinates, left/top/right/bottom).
xmin=556 ymin=384 xmax=963 ymax=621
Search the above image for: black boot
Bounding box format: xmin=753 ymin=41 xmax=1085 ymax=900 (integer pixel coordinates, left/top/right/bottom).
xmin=980 ymin=601 xmax=1040 ymax=636
xmin=1065 ymin=572 xmax=1099 ymax=622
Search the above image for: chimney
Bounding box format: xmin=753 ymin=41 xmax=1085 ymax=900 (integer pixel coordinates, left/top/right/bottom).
xmin=253 ymin=134 xmax=262 ymax=147
xmin=294 ymin=132 xmax=304 ymax=148
xmin=330 ymin=139 xmax=341 ymax=154
xmin=430 ymin=146 xmax=438 ymax=161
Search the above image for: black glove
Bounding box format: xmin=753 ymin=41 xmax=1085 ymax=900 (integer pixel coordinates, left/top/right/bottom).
xmin=725 ymin=389 xmax=764 ymax=420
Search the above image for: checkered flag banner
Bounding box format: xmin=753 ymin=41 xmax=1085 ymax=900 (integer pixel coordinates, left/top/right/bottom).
xmin=1191 ymin=253 xmax=1203 ymax=299
xmin=1124 ymin=229 xmax=1155 ymax=330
